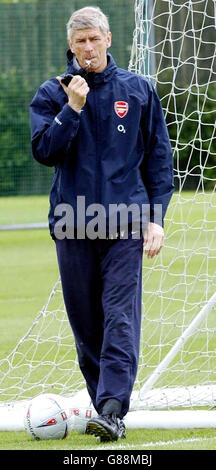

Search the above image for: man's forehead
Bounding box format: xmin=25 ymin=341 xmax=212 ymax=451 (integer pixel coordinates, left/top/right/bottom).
xmin=72 ymin=27 xmax=104 ymax=40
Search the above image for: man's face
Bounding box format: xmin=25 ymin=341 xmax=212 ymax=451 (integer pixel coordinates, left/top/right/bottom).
xmin=68 ymin=27 xmax=112 ymax=73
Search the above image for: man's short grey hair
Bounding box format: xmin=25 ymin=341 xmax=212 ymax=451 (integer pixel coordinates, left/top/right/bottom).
xmin=67 ymin=6 xmax=110 ymax=40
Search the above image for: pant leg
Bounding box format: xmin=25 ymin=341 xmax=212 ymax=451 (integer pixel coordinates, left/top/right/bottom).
xmin=96 ymin=234 xmax=143 ymax=418
xmin=55 ymin=238 xmax=104 ymax=411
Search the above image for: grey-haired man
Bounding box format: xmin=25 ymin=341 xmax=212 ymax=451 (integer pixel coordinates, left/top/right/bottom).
xmin=30 ymin=6 xmax=174 ymax=442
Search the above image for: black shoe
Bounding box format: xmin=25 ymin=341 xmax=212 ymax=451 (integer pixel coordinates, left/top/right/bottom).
xmin=86 ymin=413 xmax=126 ymax=442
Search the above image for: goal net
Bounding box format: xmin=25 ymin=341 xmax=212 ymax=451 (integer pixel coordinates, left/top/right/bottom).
xmin=0 ymin=0 xmax=216 ymax=430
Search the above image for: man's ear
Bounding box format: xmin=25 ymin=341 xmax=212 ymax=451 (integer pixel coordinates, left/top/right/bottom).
xmin=106 ymin=32 xmax=112 ymax=49
xmin=68 ymin=39 xmax=74 ymax=53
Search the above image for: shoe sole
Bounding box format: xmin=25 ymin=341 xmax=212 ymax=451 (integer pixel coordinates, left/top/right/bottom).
xmin=86 ymin=420 xmax=117 ymax=442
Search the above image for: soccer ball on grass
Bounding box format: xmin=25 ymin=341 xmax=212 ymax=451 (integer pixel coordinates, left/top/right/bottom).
xmin=24 ymin=393 xmax=71 ymax=440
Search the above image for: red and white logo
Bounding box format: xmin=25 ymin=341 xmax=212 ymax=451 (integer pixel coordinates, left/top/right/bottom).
xmin=86 ymin=409 xmax=92 ymax=419
xmin=45 ymin=418 xmax=57 ymax=426
xmin=114 ymin=101 xmax=129 ymax=118
xmin=61 ymin=411 xmax=68 ymax=421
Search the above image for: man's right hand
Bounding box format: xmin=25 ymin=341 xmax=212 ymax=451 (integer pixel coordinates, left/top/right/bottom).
xmin=56 ymin=75 xmax=89 ymax=113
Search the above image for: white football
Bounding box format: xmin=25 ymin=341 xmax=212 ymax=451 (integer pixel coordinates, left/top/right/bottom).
xmin=24 ymin=393 xmax=70 ymax=440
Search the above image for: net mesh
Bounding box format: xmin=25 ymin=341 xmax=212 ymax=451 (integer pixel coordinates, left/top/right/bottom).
xmin=130 ymin=0 xmax=216 ymax=398
xmin=0 ymin=0 xmax=216 ymax=409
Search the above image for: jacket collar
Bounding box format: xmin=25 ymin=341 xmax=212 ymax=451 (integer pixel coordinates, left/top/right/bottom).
xmin=65 ymin=50 xmax=117 ymax=85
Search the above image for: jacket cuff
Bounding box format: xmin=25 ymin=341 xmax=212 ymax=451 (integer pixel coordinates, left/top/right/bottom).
xmin=56 ymin=103 xmax=81 ymax=122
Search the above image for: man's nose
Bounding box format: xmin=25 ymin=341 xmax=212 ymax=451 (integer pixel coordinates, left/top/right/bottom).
xmin=84 ymin=40 xmax=93 ymax=52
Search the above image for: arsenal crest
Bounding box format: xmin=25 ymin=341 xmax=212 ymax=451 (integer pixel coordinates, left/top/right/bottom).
xmin=114 ymin=101 xmax=129 ymax=118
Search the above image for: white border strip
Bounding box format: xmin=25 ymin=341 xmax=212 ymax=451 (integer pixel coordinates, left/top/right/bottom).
xmin=0 ymin=222 xmax=48 ymax=231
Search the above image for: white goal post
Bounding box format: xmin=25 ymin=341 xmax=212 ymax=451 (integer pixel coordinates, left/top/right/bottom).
xmin=0 ymin=0 xmax=216 ymax=431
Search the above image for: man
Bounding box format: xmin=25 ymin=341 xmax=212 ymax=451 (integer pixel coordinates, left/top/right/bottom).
xmin=30 ymin=6 xmax=174 ymax=442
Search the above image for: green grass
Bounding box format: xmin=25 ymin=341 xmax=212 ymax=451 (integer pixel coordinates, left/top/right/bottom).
xmin=1 ymin=428 xmax=216 ymax=450
xmin=0 ymin=195 xmax=49 ymax=225
xmin=0 ymin=230 xmax=58 ymax=360
xmin=0 ymin=193 xmax=216 ymax=450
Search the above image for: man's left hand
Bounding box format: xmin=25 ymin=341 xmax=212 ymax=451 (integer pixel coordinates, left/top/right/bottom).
xmin=143 ymin=222 xmax=164 ymax=259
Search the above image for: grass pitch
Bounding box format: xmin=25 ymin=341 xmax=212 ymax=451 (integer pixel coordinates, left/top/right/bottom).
xmin=0 ymin=194 xmax=216 ymax=451
xmin=1 ymin=428 xmax=216 ymax=451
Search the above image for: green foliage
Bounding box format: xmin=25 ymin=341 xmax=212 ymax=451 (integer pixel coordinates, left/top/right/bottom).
xmin=0 ymin=69 xmax=54 ymax=195
xmin=0 ymin=1 xmax=36 ymax=3
xmin=0 ymin=70 xmax=31 ymax=193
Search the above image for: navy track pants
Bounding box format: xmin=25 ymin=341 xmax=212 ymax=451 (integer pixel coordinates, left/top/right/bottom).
xmin=55 ymin=234 xmax=143 ymax=418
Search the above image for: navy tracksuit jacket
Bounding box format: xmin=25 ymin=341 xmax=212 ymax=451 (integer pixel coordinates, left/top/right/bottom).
xmin=30 ymin=51 xmax=174 ymax=418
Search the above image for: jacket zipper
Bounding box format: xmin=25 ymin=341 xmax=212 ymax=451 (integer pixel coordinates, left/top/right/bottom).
xmin=93 ymin=84 xmax=101 ymax=204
